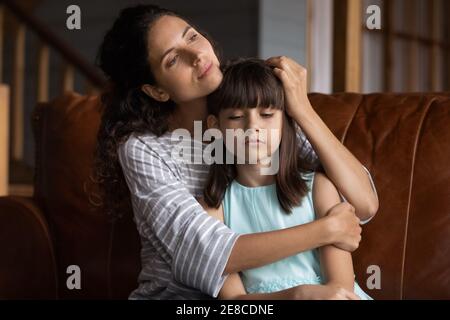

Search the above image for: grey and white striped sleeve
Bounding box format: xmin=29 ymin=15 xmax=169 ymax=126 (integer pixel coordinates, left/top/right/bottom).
xmin=297 ymin=129 xmax=320 ymax=169
xmin=118 ymin=136 xmax=240 ymax=297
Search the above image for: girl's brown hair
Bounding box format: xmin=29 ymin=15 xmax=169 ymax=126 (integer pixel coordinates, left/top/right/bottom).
xmin=204 ymin=58 xmax=314 ymax=214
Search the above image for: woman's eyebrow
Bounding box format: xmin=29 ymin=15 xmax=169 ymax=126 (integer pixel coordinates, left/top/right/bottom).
xmin=159 ymin=26 xmax=193 ymax=63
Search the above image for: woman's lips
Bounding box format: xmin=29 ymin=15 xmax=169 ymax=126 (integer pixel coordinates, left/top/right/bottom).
xmin=198 ymin=62 xmax=213 ymax=79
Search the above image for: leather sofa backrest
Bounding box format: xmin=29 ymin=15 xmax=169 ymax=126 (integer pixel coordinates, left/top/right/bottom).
xmin=32 ymin=91 xmax=450 ymax=299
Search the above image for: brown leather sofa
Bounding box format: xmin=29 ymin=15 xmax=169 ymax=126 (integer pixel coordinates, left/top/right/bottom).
xmin=1 ymin=91 xmax=449 ymax=300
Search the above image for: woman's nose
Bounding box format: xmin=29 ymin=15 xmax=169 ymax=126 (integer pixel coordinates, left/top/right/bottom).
xmin=190 ymin=49 xmax=204 ymax=66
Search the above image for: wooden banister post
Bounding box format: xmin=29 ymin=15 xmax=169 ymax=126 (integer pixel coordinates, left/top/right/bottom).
xmin=345 ymin=0 xmax=362 ymax=92
xmin=85 ymin=80 xmax=100 ymax=96
xmin=333 ymin=0 xmax=362 ymax=92
xmin=0 ymin=84 xmax=9 ymax=196
xmin=62 ymin=63 xmax=74 ymax=93
xmin=0 ymin=5 xmax=4 ymax=83
xmin=429 ymin=0 xmax=441 ymax=91
xmin=37 ymin=42 xmax=49 ymax=102
xmin=12 ymin=23 xmax=25 ymax=161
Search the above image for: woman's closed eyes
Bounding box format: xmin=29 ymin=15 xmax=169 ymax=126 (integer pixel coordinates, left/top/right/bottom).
xmin=166 ymin=33 xmax=200 ymax=68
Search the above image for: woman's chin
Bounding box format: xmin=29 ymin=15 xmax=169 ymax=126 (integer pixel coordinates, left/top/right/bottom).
xmin=202 ymin=68 xmax=223 ymax=93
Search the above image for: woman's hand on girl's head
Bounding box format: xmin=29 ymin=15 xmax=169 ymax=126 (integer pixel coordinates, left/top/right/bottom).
xmin=265 ymin=56 xmax=313 ymax=122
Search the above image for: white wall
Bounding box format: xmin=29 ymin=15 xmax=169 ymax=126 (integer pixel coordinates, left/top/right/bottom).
xmin=258 ymin=0 xmax=307 ymax=65
xmin=309 ymin=0 xmax=333 ymax=93
xmin=259 ymin=0 xmax=333 ymax=93
xmin=362 ymin=0 xmax=384 ymax=93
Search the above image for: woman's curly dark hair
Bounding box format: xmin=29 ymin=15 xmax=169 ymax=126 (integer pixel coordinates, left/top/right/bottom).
xmin=94 ymin=4 xmax=220 ymax=219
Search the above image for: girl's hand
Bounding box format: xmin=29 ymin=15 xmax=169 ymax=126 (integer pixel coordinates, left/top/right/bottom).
xmin=265 ymin=56 xmax=312 ymax=120
xmin=291 ymin=284 xmax=361 ymax=300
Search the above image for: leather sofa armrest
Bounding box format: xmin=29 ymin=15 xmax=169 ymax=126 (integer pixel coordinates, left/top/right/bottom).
xmin=0 ymin=196 xmax=58 ymax=299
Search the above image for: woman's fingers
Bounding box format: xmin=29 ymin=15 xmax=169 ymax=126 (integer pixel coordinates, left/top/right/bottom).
xmin=266 ymin=55 xmax=311 ymax=119
xmin=265 ymin=56 xmax=284 ymax=66
xmin=266 ymin=56 xmax=307 ymax=86
xmin=266 ymin=56 xmax=303 ymax=73
xmin=272 ymin=67 xmax=287 ymax=82
xmin=265 ymin=56 xmax=293 ymax=73
xmin=344 ymin=290 xmax=361 ymax=300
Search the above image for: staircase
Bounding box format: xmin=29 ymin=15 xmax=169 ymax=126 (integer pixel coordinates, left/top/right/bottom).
xmin=0 ymin=0 xmax=105 ymax=196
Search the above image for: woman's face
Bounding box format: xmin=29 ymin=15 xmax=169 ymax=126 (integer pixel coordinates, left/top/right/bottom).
xmin=147 ymin=15 xmax=222 ymax=104
xmin=213 ymin=106 xmax=283 ymax=165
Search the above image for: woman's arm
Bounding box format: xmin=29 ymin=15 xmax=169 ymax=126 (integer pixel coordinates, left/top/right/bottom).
xmin=313 ymin=172 xmax=357 ymax=292
xmin=197 ymin=197 xmax=362 ymax=275
xmin=266 ymin=56 xmax=379 ymax=222
xmin=198 ymin=195 xmax=360 ymax=300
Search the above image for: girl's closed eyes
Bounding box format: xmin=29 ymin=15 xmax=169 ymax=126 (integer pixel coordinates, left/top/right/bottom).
xmin=226 ymin=110 xmax=275 ymax=120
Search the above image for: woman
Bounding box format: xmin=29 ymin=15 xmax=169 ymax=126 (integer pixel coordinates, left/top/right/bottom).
xmin=95 ymin=4 xmax=378 ymax=300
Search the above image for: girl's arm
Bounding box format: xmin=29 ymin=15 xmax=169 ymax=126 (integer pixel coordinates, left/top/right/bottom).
xmin=218 ymin=273 xmax=360 ymax=300
xmin=266 ymin=56 xmax=379 ymax=222
xmin=313 ymin=172 xmax=358 ymax=292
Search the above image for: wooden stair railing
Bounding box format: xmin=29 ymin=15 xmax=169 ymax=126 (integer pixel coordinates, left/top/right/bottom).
xmin=0 ymin=84 xmax=9 ymax=196
xmin=0 ymin=0 xmax=106 ymax=196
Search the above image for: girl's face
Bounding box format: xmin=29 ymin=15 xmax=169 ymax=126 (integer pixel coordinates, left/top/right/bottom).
xmin=212 ymin=106 xmax=284 ymax=165
xmin=146 ymin=15 xmax=222 ymax=104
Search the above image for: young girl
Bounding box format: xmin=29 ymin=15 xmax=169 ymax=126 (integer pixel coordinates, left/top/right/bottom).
xmin=200 ymin=58 xmax=372 ymax=300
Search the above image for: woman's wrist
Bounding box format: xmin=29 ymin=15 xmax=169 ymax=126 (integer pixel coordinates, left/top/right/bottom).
xmin=291 ymin=102 xmax=316 ymax=127
xmin=320 ymin=215 xmax=339 ymax=246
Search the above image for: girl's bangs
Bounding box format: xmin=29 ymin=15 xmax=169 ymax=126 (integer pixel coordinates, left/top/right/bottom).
xmin=219 ymin=62 xmax=285 ymax=111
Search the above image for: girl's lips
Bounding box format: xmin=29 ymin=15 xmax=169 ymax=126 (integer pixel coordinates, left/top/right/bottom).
xmin=245 ymin=139 xmax=265 ymax=145
xmin=198 ymin=62 xmax=213 ymax=79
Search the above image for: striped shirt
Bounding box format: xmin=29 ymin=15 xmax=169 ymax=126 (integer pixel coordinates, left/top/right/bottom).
xmin=117 ymin=129 xmax=374 ymax=299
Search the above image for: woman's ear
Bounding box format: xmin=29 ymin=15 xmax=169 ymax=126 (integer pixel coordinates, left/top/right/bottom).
xmin=141 ymin=84 xmax=170 ymax=102
xmin=207 ymin=114 xmax=220 ymax=129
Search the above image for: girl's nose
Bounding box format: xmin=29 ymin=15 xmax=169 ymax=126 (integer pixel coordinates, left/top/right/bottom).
xmin=246 ymin=117 xmax=260 ymax=132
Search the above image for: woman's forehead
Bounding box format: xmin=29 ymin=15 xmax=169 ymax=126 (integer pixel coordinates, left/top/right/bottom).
xmin=147 ymin=15 xmax=192 ymax=61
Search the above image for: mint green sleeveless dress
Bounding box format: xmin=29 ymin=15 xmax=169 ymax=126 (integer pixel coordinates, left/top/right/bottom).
xmin=223 ymin=172 xmax=372 ymax=299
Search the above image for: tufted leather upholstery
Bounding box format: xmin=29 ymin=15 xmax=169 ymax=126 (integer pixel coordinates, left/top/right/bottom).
xmin=0 ymin=91 xmax=449 ymax=299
